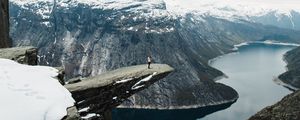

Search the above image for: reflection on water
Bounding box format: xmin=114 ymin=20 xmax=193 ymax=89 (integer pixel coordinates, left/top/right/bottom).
xmin=113 ymin=43 xmax=295 ymax=120
xmin=201 ymin=43 xmax=294 ymax=120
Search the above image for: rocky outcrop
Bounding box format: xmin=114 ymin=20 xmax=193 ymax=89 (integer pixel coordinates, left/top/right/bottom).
xmin=0 ymin=46 xmax=174 ymax=119
xmin=64 ymin=64 xmax=174 ymax=119
xmin=278 ymin=47 xmax=300 ymax=90
xmin=0 ymin=46 xmax=37 ymax=65
xmin=249 ymin=90 xmax=300 ymax=120
xmin=63 ymin=106 xmax=80 ymax=120
xmin=0 ymin=0 xmax=11 ymax=48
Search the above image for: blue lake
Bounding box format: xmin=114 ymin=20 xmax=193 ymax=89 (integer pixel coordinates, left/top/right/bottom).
xmin=113 ymin=43 xmax=295 ymax=120
xmin=201 ymin=43 xmax=294 ymax=120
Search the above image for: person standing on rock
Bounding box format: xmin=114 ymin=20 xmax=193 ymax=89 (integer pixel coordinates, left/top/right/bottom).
xmin=147 ymin=56 xmax=152 ymax=69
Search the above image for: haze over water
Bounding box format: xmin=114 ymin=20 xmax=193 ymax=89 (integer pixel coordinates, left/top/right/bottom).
xmin=202 ymin=43 xmax=295 ymax=120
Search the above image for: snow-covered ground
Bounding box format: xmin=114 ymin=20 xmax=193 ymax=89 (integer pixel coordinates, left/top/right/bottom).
xmin=0 ymin=58 xmax=74 ymax=120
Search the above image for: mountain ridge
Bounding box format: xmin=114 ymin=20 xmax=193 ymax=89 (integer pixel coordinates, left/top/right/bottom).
xmin=10 ymin=0 xmax=300 ymax=30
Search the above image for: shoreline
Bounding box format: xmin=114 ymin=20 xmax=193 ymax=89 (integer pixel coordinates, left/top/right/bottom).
xmin=209 ymin=40 xmax=299 ymax=81
xmin=213 ymin=74 xmax=229 ymax=81
xmin=274 ymin=46 xmax=299 ymax=91
xmin=116 ymin=97 xmax=238 ymax=110
xmin=273 ymin=77 xmax=298 ymax=91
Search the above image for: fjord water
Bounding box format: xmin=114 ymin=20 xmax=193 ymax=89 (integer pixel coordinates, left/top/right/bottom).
xmin=113 ymin=43 xmax=295 ymax=120
xmin=202 ymin=43 xmax=294 ymax=120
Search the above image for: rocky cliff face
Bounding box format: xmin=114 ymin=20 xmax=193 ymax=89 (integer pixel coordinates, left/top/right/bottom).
xmin=249 ymin=90 xmax=300 ymax=120
xmin=64 ymin=64 xmax=174 ymax=119
xmin=9 ymin=0 xmax=300 ymax=109
xmin=278 ymin=47 xmax=300 ymax=90
xmin=0 ymin=0 xmax=11 ymax=48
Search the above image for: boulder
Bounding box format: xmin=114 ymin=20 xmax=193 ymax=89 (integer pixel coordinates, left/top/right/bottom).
xmin=0 ymin=46 xmax=37 ymax=65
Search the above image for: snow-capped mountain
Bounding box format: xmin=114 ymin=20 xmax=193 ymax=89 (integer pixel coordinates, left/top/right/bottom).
xmin=11 ymin=0 xmax=300 ymax=30
xmin=164 ymin=0 xmax=300 ymax=30
xmin=8 ymin=0 xmax=300 ymax=110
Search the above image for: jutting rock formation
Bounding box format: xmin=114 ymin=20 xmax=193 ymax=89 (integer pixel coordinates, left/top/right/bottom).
xmin=64 ymin=64 xmax=174 ymax=119
xmin=0 ymin=47 xmax=174 ymax=120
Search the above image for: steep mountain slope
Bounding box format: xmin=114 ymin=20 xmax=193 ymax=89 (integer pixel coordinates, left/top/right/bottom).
xmin=251 ymin=11 xmax=300 ymax=30
xmin=249 ymin=90 xmax=300 ymax=120
xmin=279 ymin=47 xmax=300 ymax=90
xmin=9 ymin=0 xmax=300 ymax=108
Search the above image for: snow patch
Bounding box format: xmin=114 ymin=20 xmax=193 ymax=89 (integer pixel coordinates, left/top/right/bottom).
xmin=232 ymin=42 xmax=249 ymax=50
xmin=113 ymin=96 xmax=118 ymax=100
xmin=131 ymin=72 xmax=157 ymax=90
xmin=78 ymin=107 xmax=90 ymax=113
xmin=115 ymin=78 xmax=133 ymax=84
xmin=81 ymin=113 xmax=100 ymax=119
xmin=131 ymin=85 xmax=145 ymax=90
xmin=0 ymin=58 xmax=74 ymax=120
xmin=254 ymin=40 xmax=300 ymax=46
xmin=127 ymin=27 xmax=134 ymax=31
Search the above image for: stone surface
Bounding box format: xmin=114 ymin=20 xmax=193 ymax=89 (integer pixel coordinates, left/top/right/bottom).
xmin=0 ymin=46 xmax=37 ymax=65
xmin=249 ymin=90 xmax=300 ymax=120
xmin=62 ymin=106 xmax=80 ymax=120
xmin=0 ymin=0 xmax=11 ymax=48
xmin=64 ymin=64 xmax=174 ymax=119
xmin=278 ymin=47 xmax=300 ymax=90
xmin=55 ymin=67 xmax=66 ymax=85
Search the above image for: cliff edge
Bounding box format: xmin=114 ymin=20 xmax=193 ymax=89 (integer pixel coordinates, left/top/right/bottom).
xmin=64 ymin=64 xmax=174 ymax=119
xmin=0 ymin=47 xmax=174 ymax=120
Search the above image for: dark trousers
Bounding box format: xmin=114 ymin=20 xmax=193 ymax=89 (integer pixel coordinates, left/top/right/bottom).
xmin=148 ymin=62 xmax=151 ymax=69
